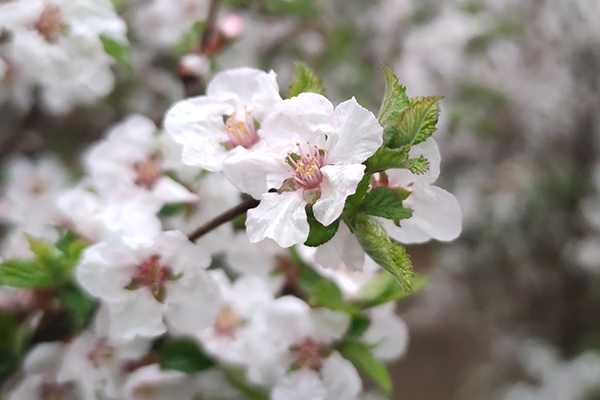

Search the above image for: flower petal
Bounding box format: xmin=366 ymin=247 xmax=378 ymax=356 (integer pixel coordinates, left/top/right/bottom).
xmin=321 ymin=352 xmax=362 ymax=400
xmin=108 ymin=289 xmax=167 ymax=341
xmin=383 ymin=184 xmax=462 ymax=244
xmin=223 ymin=149 xmax=287 ymax=198
xmin=327 ymin=97 xmax=383 ymax=165
xmin=246 ymin=192 xmax=309 ymax=248
xmin=315 ymin=222 xmax=366 ymax=271
xmin=272 ymin=369 xmax=327 ymax=400
xmin=313 ymin=164 xmax=365 ymax=226
xmin=386 ymin=138 xmax=441 ymax=186
xmin=207 ymin=68 xmax=282 ymax=121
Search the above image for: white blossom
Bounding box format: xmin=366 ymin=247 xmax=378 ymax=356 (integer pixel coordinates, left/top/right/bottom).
xmin=224 ymin=93 xmax=382 ymax=247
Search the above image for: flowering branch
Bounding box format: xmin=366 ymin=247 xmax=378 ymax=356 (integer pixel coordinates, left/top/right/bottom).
xmin=187 ymin=196 xmax=260 ymax=242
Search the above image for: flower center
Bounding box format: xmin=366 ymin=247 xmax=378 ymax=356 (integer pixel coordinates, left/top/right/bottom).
xmin=87 ymin=339 xmax=114 ymax=368
xmin=134 ymin=154 xmax=162 ymax=190
xmin=213 ymin=304 xmax=241 ymax=337
xmin=290 ymin=338 xmax=324 ymax=371
xmin=126 ymin=256 xmax=179 ymax=302
xmin=35 ymin=5 xmax=66 ymax=42
xmin=285 ymin=141 xmax=326 ymax=190
xmin=223 ymin=110 xmax=260 ymax=150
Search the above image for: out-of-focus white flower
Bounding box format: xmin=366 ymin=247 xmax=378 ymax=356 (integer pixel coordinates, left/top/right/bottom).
xmin=0 ymin=155 xmax=70 ymax=238
xmin=164 ymin=67 xmax=282 ymax=171
xmin=224 ymin=93 xmax=382 ymax=248
xmin=5 ymin=342 xmax=83 ymax=400
xmin=380 ymin=138 xmax=462 ymax=244
xmin=362 ymin=302 xmax=409 ymax=362
xmin=123 ymin=364 xmax=197 ymax=400
xmin=195 ymin=270 xmax=275 ymax=365
xmin=130 ymin=0 xmax=208 ymax=49
xmin=58 ymin=187 xmax=162 ymax=243
xmin=76 ymin=230 xmax=221 ymax=341
xmin=0 ymin=0 xmax=126 ymax=113
xmin=84 ymin=114 xmax=198 ymax=207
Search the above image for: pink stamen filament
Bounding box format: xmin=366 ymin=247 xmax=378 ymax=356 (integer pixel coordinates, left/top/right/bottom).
xmin=286 ymin=142 xmax=326 ymax=189
xmin=223 ymin=110 xmax=260 ymax=150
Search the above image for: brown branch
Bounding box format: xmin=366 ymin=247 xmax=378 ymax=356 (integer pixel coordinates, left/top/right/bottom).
xmin=0 ymin=91 xmax=41 ymax=161
xmin=200 ymin=0 xmax=221 ymax=53
xmin=187 ymin=196 xmax=260 ymax=242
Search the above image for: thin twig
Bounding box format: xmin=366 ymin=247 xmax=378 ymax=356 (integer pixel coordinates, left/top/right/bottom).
xmin=200 ymin=0 xmax=221 ymax=53
xmin=188 ymin=196 xmax=260 ymax=242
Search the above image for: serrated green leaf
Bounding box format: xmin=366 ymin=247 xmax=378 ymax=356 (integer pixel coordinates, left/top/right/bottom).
xmin=304 ymin=209 xmax=339 ymax=247
xmin=348 ymin=214 xmax=414 ymax=293
xmin=338 ymin=339 xmax=392 ymax=396
xmin=378 ymin=66 xmax=410 ymax=146
xmin=159 ymin=337 xmax=215 ymax=373
xmin=224 ymin=366 xmax=269 ymax=400
xmin=389 ymin=96 xmax=443 ymax=148
xmin=364 ymin=145 xmax=410 ymax=174
xmin=100 ymin=36 xmax=132 ymax=71
xmin=340 ymin=174 xmax=370 ymax=220
xmin=0 ymin=259 xmax=54 ymax=288
xmin=287 ymin=62 xmax=325 ymax=99
xmin=412 ymin=102 xmax=440 ymax=145
xmin=409 ymin=155 xmax=430 ymax=175
xmin=358 ymin=187 xmax=413 ymax=221
xmin=355 ymin=273 xmax=427 ymax=309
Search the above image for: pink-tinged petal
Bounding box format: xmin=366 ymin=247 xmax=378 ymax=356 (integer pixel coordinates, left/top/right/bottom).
xmin=363 ymin=303 xmax=409 ymax=361
xmin=260 ymin=93 xmax=334 ymax=147
xmin=313 ymin=164 xmax=365 ymax=226
xmin=321 ymin=352 xmax=362 ymax=400
xmin=152 ymin=177 xmax=198 ymax=203
xmin=207 ymin=68 xmax=282 ymax=120
xmin=386 ymin=138 xmax=441 ymax=186
xmin=223 ymin=150 xmax=288 ymax=198
xmin=315 ymin=222 xmax=366 ymax=271
xmin=165 ymin=270 xmax=222 ymax=334
xmin=163 ymin=96 xmax=232 ymax=171
xmin=309 ymin=308 xmax=350 ymax=343
xmin=327 ymin=97 xmax=383 ymax=165
xmin=246 ymin=192 xmax=309 ymax=248
xmin=123 ymin=364 xmax=196 ymax=400
xmin=384 ymin=184 xmax=462 ymax=244
xmin=272 ymin=369 xmax=327 ymax=400
xmin=108 ymin=290 xmax=167 ymax=341
xmin=76 ymin=242 xmax=136 ymax=301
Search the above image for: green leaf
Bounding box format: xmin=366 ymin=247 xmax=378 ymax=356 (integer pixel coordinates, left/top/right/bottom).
xmin=338 ymin=339 xmax=392 ymax=396
xmin=355 ymin=273 xmax=427 ymax=309
xmin=173 ymin=21 xmax=205 ymax=55
xmin=0 ymin=259 xmax=54 ymax=288
xmin=340 ymin=174 xmax=370 ymax=220
xmin=100 ymin=36 xmax=132 ymax=71
xmin=224 ymin=366 xmax=269 ymax=400
xmin=308 ymin=279 xmax=344 ymax=309
xmin=358 ymin=187 xmax=413 ymax=221
xmin=389 ymin=96 xmax=443 ymax=148
xmin=159 ymin=337 xmax=215 ymax=373
xmin=304 ymin=209 xmax=339 ymax=247
xmin=264 ymin=0 xmax=319 ymax=18
xmin=159 ymin=202 xmax=188 ymax=217
xmin=0 ymin=312 xmax=23 ymax=382
xmin=348 ymin=214 xmax=414 ymax=293
xmin=378 ymin=65 xmax=410 ymax=146
xmin=346 ymin=313 xmax=371 ymax=338
xmin=409 ymin=155 xmax=430 ymax=175
xmin=364 ymin=145 xmax=410 ymax=174
xmin=59 ymin=284 xmax=97 ymax=320
xmin=287 ymin=62 xmax=325 ymax=99
xmin=412 ymin=103 xmax=440 ymax=145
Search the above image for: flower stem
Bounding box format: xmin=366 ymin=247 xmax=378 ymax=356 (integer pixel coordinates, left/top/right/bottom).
xmin=187 ymin=196 xmax=259 ymax=242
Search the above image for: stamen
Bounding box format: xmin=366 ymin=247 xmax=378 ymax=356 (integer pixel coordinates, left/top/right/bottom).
xmin=223 ymin=108 xmax=260 ymax=150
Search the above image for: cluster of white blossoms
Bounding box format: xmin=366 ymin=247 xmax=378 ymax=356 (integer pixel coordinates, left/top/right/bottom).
xmin=0 ymin=0 xmax=126 ymax=114
xmin=0 ymin=65 xmax=461 ymax=400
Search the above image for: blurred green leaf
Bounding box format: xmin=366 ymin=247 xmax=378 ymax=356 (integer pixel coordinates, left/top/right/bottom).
xmin=338 ymin=339 xmax=392 ymax=396
xmin=0 ymin=259 xmax=55 ymax=288
xmin=173 ymin=21 xmax=205 ymax=55
xmin=287 ymin=62 xmax=325 ymax=99
xmin=264 ymin=0 xmax=319 ymax=18
xmin=100 ymin=36 xmax=132 ymax=71
xmin=159 ymin=202 xmax=188 ymax=217
xmin=224 ymin=366 xmax=269 ymax=400
xmin=159 ymin=337 xmax=215 ymax=373
xmin=358 ymin=187 xmax=413 ymax=221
